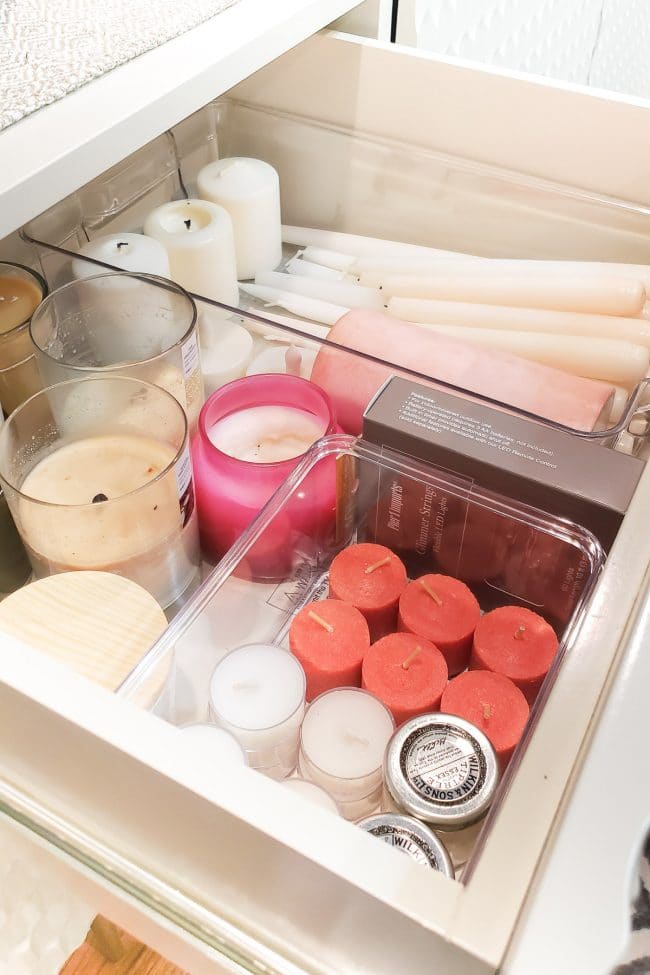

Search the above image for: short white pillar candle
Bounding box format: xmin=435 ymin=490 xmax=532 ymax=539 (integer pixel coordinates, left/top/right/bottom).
xmin=200 ymin=319 xmax=254 ymax=395
xmin=283 ymin=777 xmax=339 ymax=814
xmin=178 ymin=723 xmax=248 ymax=767
xmin=71 ymin=233 xmax=171 ymax=279
xmin=245 ymin=344 xmax=317 ymax=380
xmin=197 ymin=158 xmax=282 ymax=280
xmin=209 ymin=644 xmax=306 ymax=779
xmin=144 ymin=199 xmax=238 ymax=305
xmin=299 ymin=688 xmax=395 ymax=821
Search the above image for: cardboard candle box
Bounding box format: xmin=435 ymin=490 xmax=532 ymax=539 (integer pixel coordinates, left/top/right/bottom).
xmin=361 ymin=377 xmax=642 ymax=628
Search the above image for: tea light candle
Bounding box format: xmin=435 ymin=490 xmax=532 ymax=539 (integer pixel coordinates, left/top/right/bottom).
xmin=178 ymin=723 xmax=248 ymax=766
xmin=470 ymin=606 xmax=559 ymax=704
xmin=246 ymin=344 xmax=318 ymax=380
xmin=72 ymin=233 xmax=170 ymax=279
xmin=198 ymin=158 xmax=282 ymax=280
xmin=441 ymin=671 xmax=529 ymax=769
xmin=208 ymin=404 xmax=325 ymax=463
xmin=361 ymin=632 xmax=448 ymax=727
xmin=398 ymin=575 xmax=482 ymax=676
xmin=383 ymin=713 xmax=499 ymax=868
xmin=329 ymin=543 xmax=408 ymax=641
xmin=144 ymin=199 xmax=238 ymax=304
xmin=209 ymin=644 xmax=306 ymax=778
xmin=299 ymin=688 xmax=395 ymax=820
xmin=200 ymin=321 xmax=254 ymax=395
xmin=289 ymin=598 xmax=370 ymax=700
xmin=283 ymin=777 xmax=339 ymax=814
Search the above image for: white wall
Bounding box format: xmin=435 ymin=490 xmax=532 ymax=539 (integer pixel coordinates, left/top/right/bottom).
xmin=397 ymin=0 xmax=650 ymax=99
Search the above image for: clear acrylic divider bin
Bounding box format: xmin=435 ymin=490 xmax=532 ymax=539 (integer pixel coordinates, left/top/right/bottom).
xmin=18 ymin=98 xmax=650 ymax=454
xmin=118 ymin=433 xmax=604 ymax=878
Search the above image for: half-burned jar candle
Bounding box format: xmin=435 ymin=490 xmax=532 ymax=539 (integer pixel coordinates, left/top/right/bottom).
xmin=383 ymin=713 xmax=499 ymax=869
xmin=358 ymin=813 xmax=454 ymax=877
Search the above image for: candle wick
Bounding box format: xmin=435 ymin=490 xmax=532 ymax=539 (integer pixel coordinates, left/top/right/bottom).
xmin=116 ymin=241 xmax=129 ymax=250
xmin=514 ymin=624 xmax=526 ymax=640
xmin=184 ymin=219 xmax=192 ymax=230
xmin=308 ymin=610 xmax=334 ymax=634
xmin=402 ymin=645 xmax=423 ymax=670
xmin=420 ymin=579 xmax=443 ymax=606
xmin=344 ymin=730 xmax=370 ymax=748
xmin=364 ymin=556 xmax=391 ymax=574
xmin=481 ymin=702 xmax=492 ymax=720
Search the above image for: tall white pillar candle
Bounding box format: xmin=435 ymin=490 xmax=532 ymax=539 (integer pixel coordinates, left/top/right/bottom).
xmin=388 ymin=297 xmax=650 ymax=348
xmin=255 ymin=270 xmax=383 ymax=312
xmin=407 ymin=322 xmax=649 ymax=386
xmin=144 ymin=199 xmax=238 ymax=305
xmin=198 ymin=158 xmax=282 ymax=280
xmin=209 ymin=644 xmax=306 ymax=779
xmin=373 ymin=272 xmax=645 ymax=317
xmin=299 ymin=688 xmax=395 ymax=821
xmin=72 ymin=233 xmax=170 ymax=279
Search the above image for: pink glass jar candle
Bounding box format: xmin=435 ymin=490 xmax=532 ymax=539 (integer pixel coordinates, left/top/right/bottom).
xmin=192 ymin=374 xmax=340 ymax=576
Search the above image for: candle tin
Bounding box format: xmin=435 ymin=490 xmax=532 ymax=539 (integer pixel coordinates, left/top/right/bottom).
xmin=358 ymin=812 xmax=454 ymax=877
xmin=383 ymin=713 xmax=499 ymax=868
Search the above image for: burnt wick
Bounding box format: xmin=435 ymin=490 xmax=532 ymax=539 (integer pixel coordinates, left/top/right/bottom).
xmin=92 ymin=493 xmax=108 ymax=503
xmin=184 ymin=219 xmax=192 ymax=230
xmin=116 ymin=241 xmax=128 ymax=250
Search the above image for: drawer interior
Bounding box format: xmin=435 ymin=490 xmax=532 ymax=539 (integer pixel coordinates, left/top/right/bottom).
xmin=4 ymin=29 xmax=650 ymax=973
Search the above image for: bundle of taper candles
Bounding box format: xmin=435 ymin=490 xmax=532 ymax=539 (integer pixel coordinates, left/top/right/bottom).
xmin=201 ymin=540 xmax=557 ymax=873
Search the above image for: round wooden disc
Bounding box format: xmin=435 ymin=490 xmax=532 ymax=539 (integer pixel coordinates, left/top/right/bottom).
xmin=0 ymin=571 xmax=168 ymax=694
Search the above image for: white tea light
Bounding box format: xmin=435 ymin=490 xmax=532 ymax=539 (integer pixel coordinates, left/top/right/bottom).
xmin=198 ymin=158 xmax=282 ymax=280
xmin=299 ymin=688 xmax=395 ymax=821
xmin=209 ymin=644 xmax=306 ymax=779
xmin=246 ymin=344 xmax=317 ymax=380
xmin=144 ymin=199 xmax=238 ymax=305
xmin=72 ymin=233 xmax=171 ymax=279
xmin=179 ymin=723 xmax=248 ymax=766
xmin=283 ymin=778 xmax=339 ymax=814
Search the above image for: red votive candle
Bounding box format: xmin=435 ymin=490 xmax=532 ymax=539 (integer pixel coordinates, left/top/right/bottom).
xmin=329 ymin=542 xmax=407 ymax=640
xmin=398 ymin=574 xmax=481 ymax=676
xmin=470 ymin=605 xmax=559 ymax=704
xmin=441 ymin=670 xmax=529 ymax=769
xmin=289 ymin=598 xmax=370 ymax=700
xmin=362 ymin=632 xmax=448 ymax=727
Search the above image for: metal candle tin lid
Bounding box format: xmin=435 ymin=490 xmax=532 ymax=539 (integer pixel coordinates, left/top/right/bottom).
xmin=358 ymin=812 xmax=454 ymax=877
xmin=383 ymin=713 xmax=499 ymax=830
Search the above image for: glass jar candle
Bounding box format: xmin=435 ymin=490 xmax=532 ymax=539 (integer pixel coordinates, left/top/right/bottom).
xmin=357 ymin=812 xmax=454 ymax=876
xmin=0 ymin=262 xmax=48 ymax=415
xmin=0 ymin=486 xmax=31 ymax=597
xmin=29 ymin=272 xmax=204 ymax=431
xmin=192 ymin=374 xmax=340 ymax=577
xmin=383 ymin=713 xmax=499 ymax=869
xmin=0 ymin=376 xmax=200 ymax=610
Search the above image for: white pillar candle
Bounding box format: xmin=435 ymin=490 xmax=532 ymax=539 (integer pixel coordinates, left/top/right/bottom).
xmin=197 ymin=158 xmax=282 ymax=280
xmin=178 ymin=723 xmax=248 ymax=766
xmin=255 ymin=270 xmax=383 ymax=311
xmin=283 ymin=777 xmax=339 ymax=814
xmin=209 ymin=644 xmax=306 ymax=779
xmin=407 ymin=322 xmax=649 ymax=385
xmin=388 ymin=297 xmax=650 ymax=348
xmin=71 ymin=233 xmax=170 ymax=279
xmin=373 ymin=272 xmax=645 ymax=317
xmin=199 ymin=321 xmax=254 ymax=395
xmin=208 ymin=405 xmax=326 ymax=462
xmin=299 ymin=688 xmax=395 ymax=821
xmin=285 ymin=255 xmax=347 ymax=281
xmin=282 ymin=226 xmax=470 ymax=260
xmin=239 ymin=282 xmax=346 ymax=326
xmin=144 ymin=199 xmax=238 ymax=304
xmin=245 ymin=344 xmax=317 ymax=380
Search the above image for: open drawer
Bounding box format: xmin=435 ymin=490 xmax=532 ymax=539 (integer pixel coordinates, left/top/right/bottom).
xmin=3 ymin=26 xmax=650 ymax=975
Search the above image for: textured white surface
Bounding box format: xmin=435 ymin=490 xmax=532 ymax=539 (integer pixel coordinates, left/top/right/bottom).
xmin=0 ymin=0 xmax=240 ymax=130
xmin=411 ymin=0 xmax=650 ymax=98
xmin=0 ymin=816 xmax=94 ymax=975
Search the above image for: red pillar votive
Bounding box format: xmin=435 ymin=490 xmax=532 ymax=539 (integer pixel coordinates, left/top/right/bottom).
xmin=362 ymin=632 xmax=448 ymax=727
xmin=470 ymin=605 xmax=559 ymax=705
xmin=329 ymin=542 xmax=407 ymax=641
xmin=441 ymin=670 xmax=530 ymax=769
xmin=289 ymin=598 xmax=370 ymax=701
xmin=398 ymin=573 xmax=481 ymax=676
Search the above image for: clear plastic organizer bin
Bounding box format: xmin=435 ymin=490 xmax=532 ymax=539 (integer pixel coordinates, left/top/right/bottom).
xmin=119 ymin=433 xmax=604 ymax=877
xmin=18 ymin=98 xmax=650 ymax=452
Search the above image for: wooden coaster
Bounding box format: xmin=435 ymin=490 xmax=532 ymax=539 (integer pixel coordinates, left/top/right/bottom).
xmin=0 ymin=571 xmax=168 ymax=701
